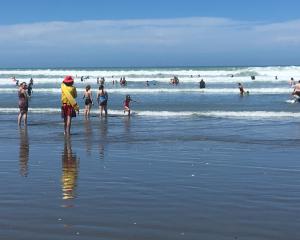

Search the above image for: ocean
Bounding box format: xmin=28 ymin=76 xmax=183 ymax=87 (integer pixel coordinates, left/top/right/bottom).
xmin=0 ymin=66 xmax=300 ymax=239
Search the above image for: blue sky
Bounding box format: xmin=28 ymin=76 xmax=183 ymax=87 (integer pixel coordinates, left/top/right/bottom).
xmin=1 ymin=0 xmax=300 ymax=67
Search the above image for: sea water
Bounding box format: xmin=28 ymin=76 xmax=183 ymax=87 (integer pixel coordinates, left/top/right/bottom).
xmin=0 ymin=66 xmax=300 ymax=240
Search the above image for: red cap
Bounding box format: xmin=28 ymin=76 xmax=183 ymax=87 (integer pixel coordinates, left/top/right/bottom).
xmin=63 ymin=76 xmax=74 ymax=84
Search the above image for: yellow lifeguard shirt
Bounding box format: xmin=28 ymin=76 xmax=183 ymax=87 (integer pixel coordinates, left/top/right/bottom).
xmin=61 ymin=85 xmax=77 ymax=105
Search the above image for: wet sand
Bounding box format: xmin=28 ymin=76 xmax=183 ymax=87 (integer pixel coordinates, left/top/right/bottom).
xmin=0 ymin=113 xmax=300 ymax=239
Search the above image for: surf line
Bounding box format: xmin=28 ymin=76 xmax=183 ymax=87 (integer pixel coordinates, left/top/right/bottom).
xmin=0 ymin=108 xmax=300 ymax=119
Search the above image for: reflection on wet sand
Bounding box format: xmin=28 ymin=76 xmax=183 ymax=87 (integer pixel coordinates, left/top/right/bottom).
xmin=61 ymin=137 xmax=79 ymax=200
xmin=99 ymin=118 xmax=108 ymax=160
xmin=84 ymin=119 xmax=93 ymax=155
xmin=19 ymin=127 xmax=29 ymax=177
xmin=124 ymin=117 xmax=131 ymax=135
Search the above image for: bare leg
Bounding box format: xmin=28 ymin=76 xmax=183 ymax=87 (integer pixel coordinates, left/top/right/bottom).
xmin=100 ymin=106 xmax=104 ymax=117
xmin=64 ymin=117 xmax=67 ymax=135
xmin=124 ymin=107 xmax=130 ymax=116
xmin=84 ymin=105 xmax=88 ymax=119
xmin=86 ymin=105 xmax=89 ymax=118
xmin=87 ymin=104 xmax=92 ymax=118
xmin=23 ymin=113 xmax=27 ymax=126
xmin=99 ymin=106 xmax=102 ymax=117
xmin=66 ymin=116 xmax=72 ymax=135
xmin=18 ymin=112 xmax=23 ymax=126
xmin=104 ymin=105 xmax=108 ymax=117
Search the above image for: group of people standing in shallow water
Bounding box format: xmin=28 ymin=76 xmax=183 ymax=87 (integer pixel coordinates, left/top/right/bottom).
xmin=16 ymin=75 xmax=135 ymax=135
xmin=82 ymin=84 xmax=108 ymax=118
xmin=61 ymin=76 xmax=134 ymax=135
xmin=237 ymin=76 xmax=300 ymax=97
xmin=16 ymin=74 xmax=300 ymax=134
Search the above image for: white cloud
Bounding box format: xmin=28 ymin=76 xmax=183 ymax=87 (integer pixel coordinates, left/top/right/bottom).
xmin=0 ymin=17 xmax=300 ymax=66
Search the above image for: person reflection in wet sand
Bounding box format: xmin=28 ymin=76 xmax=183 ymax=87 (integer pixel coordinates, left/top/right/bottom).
xmin=61 ymin=137 xmax=79 ymax=200
xmin=84 ymin=119 xmax=93 ymax=155
xmin=98 ymin=118 xmax=108 ymax=160
xmin=19 ymin=127 xmax=29 ymax=177
xmin=124 ymin=116 xmax=131 ymax=135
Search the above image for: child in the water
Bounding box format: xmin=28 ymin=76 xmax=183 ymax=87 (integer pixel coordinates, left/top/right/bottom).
xmin=123 ymin=95 xmax=133 ymax=116
xmin=238 ymin=83 xmax=250 ymax=96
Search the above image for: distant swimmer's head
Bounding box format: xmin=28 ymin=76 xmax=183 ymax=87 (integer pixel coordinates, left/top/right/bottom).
xmin=86 ymin=85 xmax=91 ymax=91
xmin=126 ymin=94 xmax=131 ymax=100
xmin=63 ymin=76 xmax=74 ymax=86
xmin=99 ymin=85 xmax=104 ymax=90
xmin=238 ymin=83 xmax=241 ymax=86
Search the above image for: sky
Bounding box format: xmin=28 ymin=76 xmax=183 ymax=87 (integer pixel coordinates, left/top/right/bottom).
xmin=1 ymin=0 xmax=300 ymax=67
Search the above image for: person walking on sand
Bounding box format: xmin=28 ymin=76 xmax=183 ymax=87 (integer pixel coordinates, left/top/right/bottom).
xmin=61 ymin=76 xmax=79 ymax=135
xmin=97 ymin=85 xmax=108 ymax=117
xmin=83 ymin=85 xmax=93 ymax=119
xmin=18 ymin=82 xmax=29 ymax=126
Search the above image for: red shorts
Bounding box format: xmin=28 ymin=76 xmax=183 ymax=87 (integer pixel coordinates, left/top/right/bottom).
xmin=61 ymin=104 xmax=76 ymax=118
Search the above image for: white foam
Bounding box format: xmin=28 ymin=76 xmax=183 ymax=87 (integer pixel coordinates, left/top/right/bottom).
xmin=0 ymin=108 xmax=60 ymax=113
xmin=197 ymin=111 xmax=300 ymax=119
xmin=0 ymin=87 xmax=294 ymax=95
xmin=286 ymin=99 xmax=299 ymax=104
xmin=1 ymin=108 xmax=299 ymax=120
xmin=134 ymin=110 xmax=300 ymax=119
xmin=0 ymin=67 xmax=298 ymax=86
xmin=0 ymin=66 xmax=300 ymax=83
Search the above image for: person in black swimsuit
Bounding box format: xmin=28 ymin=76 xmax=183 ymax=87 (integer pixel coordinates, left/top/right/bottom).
xmin=83 ymin=85 xmax=93 ymax=119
